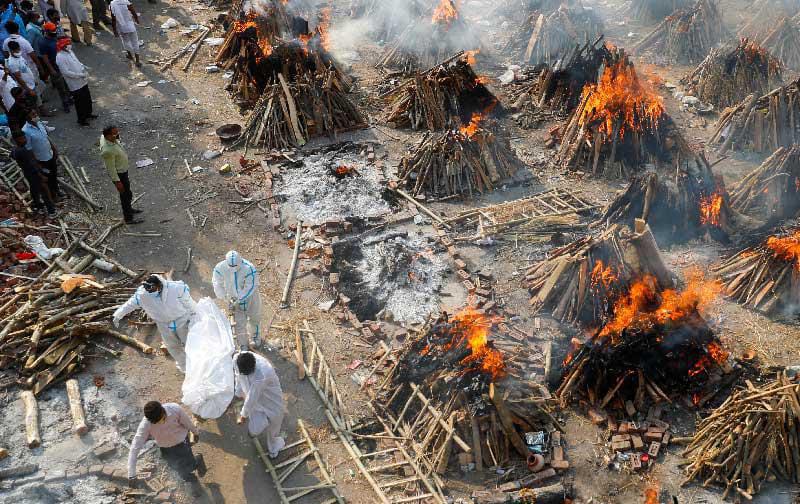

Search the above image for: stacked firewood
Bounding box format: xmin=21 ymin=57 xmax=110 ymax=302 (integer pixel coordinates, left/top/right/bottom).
xmin=384 ymin=52 xmax=498 ymax=131
xmin=712 ymin=227 xmax=800 ymax=315
xmin=729 ymin=146 xmax=800 ymax=221
xmin=0 ymin=231 xmax=151 ymax=395
xmin=629 ymin=0 xmax=691 ymax=22
xmin=760 ymin=17 xmax=800 ymax=70
xmin=710 ymin=78 xmax=800 ymax=154
xmin=682 ymin=372 xmax=800 ymax=500
xmin=682 ymin=39 xmax=783 ymax=109
xmin=633 ymin=0 xmax=728 ymax=64
xmin=505 ymin=2 xmax=603 ymax=67
xmin=739 ymin=0 xmax=800 ymax=40
xmin=397 ymin=120 xmax=524 ymax=199
xmin=526 ymin=222 xmax=675 ymax=326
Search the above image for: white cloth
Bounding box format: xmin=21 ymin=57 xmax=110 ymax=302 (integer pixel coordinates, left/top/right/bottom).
xmin=109 ymin=0 xmax=135 ymax=33
xmin=3 ymin=35 xmax=38 ymax=81
xmin=6 ymin=54 xmax=36 ymax=89
xmin=55 ymin=48 xmax=88 ymax=91
xmin=63 ymin=0 xmax=89 ymax=23
xmin=0 ymin=75 xmax=19 ymax=110
xmin=234 ymin=352 xmax=284 ymax=454
xmin=127 ymin=403 xmax=198 ymax=478
xmin=212 ymin=255 xmax=262 ymax=346
xmin=118 ymin=29 xmax=138 ymax=54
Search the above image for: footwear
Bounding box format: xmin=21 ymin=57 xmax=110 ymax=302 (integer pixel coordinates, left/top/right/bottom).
xmin=268 ymin=437 xmax=286 ymax=459
xmin=195 ymin=454 xmax=207 ymax=477
xmin=124 ymin=218 xmax=144 ymax=224
xmin=131 ymin=208 xmax=143 ymax=214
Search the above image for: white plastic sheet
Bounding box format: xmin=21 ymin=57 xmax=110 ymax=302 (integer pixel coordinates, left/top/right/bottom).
xmin=181 ymin=298 xmax=235 ymax=418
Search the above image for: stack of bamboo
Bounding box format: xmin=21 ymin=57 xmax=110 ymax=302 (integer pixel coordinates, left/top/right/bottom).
xmin=682 ymin=372 xmax=800 ymax=500
xmin=729 ymin=146 xmax=800 ymax=221
xmin=710 ymin=78 xmax=800 ymax=154
xmin=397 ymin=121 xmax=524 ymax=199
xmin=633 ymin=0 xmax=728 ymax=64
xmin=506 ymin=3 xmax=604 ymax=66
xmin=682 ymin=39 xmax=783 ymax=109
xmin=384 ymin=52 xmax=498 ymax=131
xmin=629 ymin=0 xmax=691 ymax=22
xmin=760 ymin=17 xmax=800 ymax=69
xmin=711 ymin=227 xmax=800 ymax=315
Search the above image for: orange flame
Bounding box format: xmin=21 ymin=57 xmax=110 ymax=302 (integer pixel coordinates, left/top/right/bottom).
xmin=578 ymin=61 xmax=665 ymax=141
xmin=432 ymin=0 xmax=458 ymax=25
xmin=319 ymin=7 xmax=332 ymax=52
xmin=475 ymin=75 xmax=489 ymax=85
xmin=598 ymin=269 xmax=722 ymax=342
xmin=444 ymin=308 xmax=505 ymax=380
xmin=458 ymin=101 xmax=497 ymax=139
xmin=766 ymin=230 xmax=800 ymax=269
xmin=688 ymin=341 xmax=729 ymax=377
xmin=700 ymin=193 xmax=723 ymax=227
xmin=464 ymin=49 xmax=479 ymax=66
xmin=591 ymin=260 xmax=618 ymax=290
xmin=644 ymin=488 xmax=658 ymax=504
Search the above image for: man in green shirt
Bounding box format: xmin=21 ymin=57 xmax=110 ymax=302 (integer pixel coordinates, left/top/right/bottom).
xmin=100 ymin=124 xmax=142 ymax=224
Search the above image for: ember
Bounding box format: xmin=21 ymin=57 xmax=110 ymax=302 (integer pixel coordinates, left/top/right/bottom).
xmin=699 ymin=192 xmax=723 ymax=227
xmin=443 ymin=308 xmax=506 ymax=380
xmin=766 ymin=229 xmax=800 ymax=268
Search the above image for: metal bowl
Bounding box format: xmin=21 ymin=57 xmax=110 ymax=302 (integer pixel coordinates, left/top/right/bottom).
xmin=216 ymin=123 xmax=242 ymax=141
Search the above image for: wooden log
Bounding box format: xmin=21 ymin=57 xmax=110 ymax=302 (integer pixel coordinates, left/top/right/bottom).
xmin=294 ymin=325 xmax=305 ymax=380
xmin=489 ymin=383 xmax=528 ymax=457
xmin=65 ymin=379 xmax=88 ymax=436
xmin=21 ymin=391 xmax=41 ymax=448
xmin=279 ymin=220 xmax=303 ymax=309
xmin=472 ymin=482 xmax=565 ymax=504
xmin=105 ymin=329 xmax=155 ymax=354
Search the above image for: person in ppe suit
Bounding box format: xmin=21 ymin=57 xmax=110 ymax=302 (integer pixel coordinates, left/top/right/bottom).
xmin=212 ymin=251 xmax=262 ymax=349
xmin=234 ymin=351 xmax=285 ymax=458
xmin=113 ymin=275 xmax=197 ymax=372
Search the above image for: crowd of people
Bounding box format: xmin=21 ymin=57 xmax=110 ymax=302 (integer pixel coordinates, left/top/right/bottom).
xmin=1 ymin=0 xmax=143 ymax=220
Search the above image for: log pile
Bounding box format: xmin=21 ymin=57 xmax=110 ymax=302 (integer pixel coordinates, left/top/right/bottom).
xmin=397 ymin=120 xmax=525 ymax=199
xmin=525 ymin=222 xmax=675 ymax=327
xmin=711 ymin=226 xmax=800 ymax=316
xmin=384 ymin=52 xmax=499 ymax=131
xmin=629 ymin=0 xmax=691 ymax=22
xmin=682 ymin=39 xmax=783 ymax=109
xmin=557 ymin=267 xmax=730 ymax=408
xmin=633 ymin=0 xmax=728 ymax=65
xmin=759 ymin=17 xmax=800 ymax=70
xmin=729 ymin=146 xmax=800 ymax=221
xmin=682 ymin=371 xmax=800 ymax=500
xmin=739 ymin=0 xmax=800 ymax=40
xmin=505 ymin=2 xmax=604 ymax=66
xmin=710 ymin=78 xmax=800 ymax=154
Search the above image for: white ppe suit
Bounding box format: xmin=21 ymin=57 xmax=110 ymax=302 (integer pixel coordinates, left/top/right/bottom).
xmin=113 ymin=277 xmax=198 ymax=371
xmin=212 ymin=252 xmax=262 ymax=347
xmin=235 ymin=352 xmax=285 ymax=456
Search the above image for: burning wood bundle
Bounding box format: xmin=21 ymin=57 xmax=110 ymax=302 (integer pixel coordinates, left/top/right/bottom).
xmin=633 ymin=0 xmax=728 ymax=65
xmin=712 ymin=227 xmax=800 ymax=316
xmin=682 ymin=371 xmax=800 ymax=500
xmin=505 ymin=2 xmax=604 ymax=67
xmin=681 ymin=39 xmax=783 ymax=109
xmin=729 ymin=146 xmax=800 ymax=221
xmin=629 ymin=0 xmax=691 ymax=22
xmin=557 ymin=268 xmax=729 ymax=408
xmin=759 ymin=17 xmax=800 ymax=70
xmin=397 ymin=119 xmax=525 ymax=199
xmin=383 ymin=52 xmax=499 ymax=131
xmin=526 ymin=223 xmax=675 ymax=326
xmin=710 ymin=78 xmax=800 ymax=154
xmin=378 ymin=0 xmax=480 ymax=74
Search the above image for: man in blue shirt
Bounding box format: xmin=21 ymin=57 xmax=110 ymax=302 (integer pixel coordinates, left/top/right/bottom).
xmin=22 ymin=109 xmax=62 ymax=200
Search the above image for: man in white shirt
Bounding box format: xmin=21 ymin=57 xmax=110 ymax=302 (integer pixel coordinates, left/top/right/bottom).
xmin=54 ymin=38 xmax=95 ymax=126
xmin=109 ymin=0 xmax=141 ymax=67
xmin=234 ymin=352 xmax=285 ymax=458
xmin=63 ymin=0 xmax=93 ymax=45
xmin=6 ymin=40 xmax=37 ymax=101
xmin=3 ymin=20 xmax=42 ymax=83
xmin=127 ymin=401 xmax=207 ymax=486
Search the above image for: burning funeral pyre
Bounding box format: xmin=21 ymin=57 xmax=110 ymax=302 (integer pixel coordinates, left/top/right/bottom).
xmin=378 ymin=0 xmax=482 ymax=74
xmin=397 ymin=119 xmax=525 ymax=199
xmin=557 ymin=268 xmax=730 ymax=409
xmin=729 ymin=145 xmax=800 ymax=222
xmin=383 ymin=52 xmax=499 ymax=131
xmin=710 ymin=78 xmax=800 ymax=154
xmin=712 ymin=226 xmax=800 ymax=316
xmin=759 ymin=17 xmax=800 ymax=70
xmin=629 ymin=0 xmax=691 ymax=22
xmin=504 ymin=1 xmax=604 ymax=67
xmin=681 ymin=39 xmax=783 ymax=110
xmin=633 ymin=0 xmax=728 ymax=65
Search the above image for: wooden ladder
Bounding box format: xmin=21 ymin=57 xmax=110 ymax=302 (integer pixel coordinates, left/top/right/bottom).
xmin=0 ymin=159 xmax=32 ymax=210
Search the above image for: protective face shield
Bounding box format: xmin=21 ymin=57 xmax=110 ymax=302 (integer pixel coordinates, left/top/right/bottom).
xmin=142 ymin=275 xmax=162 ymax=294
xmin=226 ymin=250 xmax=241 ymax=271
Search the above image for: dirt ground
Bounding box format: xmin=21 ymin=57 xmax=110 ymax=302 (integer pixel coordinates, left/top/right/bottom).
xmin=1 ymin=0 xmax=800 ymax=502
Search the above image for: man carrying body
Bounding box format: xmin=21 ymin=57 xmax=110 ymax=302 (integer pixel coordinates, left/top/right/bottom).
xmin=113 ymin=275 xmax=197 ymax=372
xmin=234 ymin=351 xmax=285 ymax=458
xmin=128 ymin=401 xmax=206 ymax=487
xmin=109 ymin=0 xmax=140 ymax=67
xmin=212 ymin=250 xmax=262 ymax=348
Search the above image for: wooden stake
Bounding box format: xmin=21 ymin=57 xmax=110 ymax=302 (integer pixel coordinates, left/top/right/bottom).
xmin=294 ymin=325 xmax=305 ymax=380
xmin=65 ymin=379 xmax=89 ymax=436
xmin=21 ymin=391 xmax=41 ymax=448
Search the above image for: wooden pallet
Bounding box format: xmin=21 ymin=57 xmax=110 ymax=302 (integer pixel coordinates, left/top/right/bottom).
xmin=254 ymin=418 xmax=345 ymax=504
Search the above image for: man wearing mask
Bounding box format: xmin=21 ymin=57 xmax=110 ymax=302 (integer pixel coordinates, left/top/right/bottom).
xmin=55 ymin=38 xmax=94 ymax=125
xmin=11 ymin=131 xmax=56 ymax=216
xmin=38 ymin=22 xmax=71 ymax=113
xmin=100 ymin=124 xmax=142 ymax=224
xmin=24 ymin=11 xmax=43 ymax=52
xmin=5 ymin=40 xmax=38 ymax=109
xmin=212 ymin=250 xmax=262 ymax=348
xmin=22 ymin=109 xmax=62 ymax=201
xmin=233 ymin=352 xmax=285 ymax=458
xmin=113 ymin=275 xmax=197 ymax=372
xmin=3 ymin=20 xmax=42 ymax=83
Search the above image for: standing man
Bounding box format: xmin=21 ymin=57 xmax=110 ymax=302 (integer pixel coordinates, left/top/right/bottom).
xmin=128 ymin=401 xmax=206 ymax=487
xmin=212 ymin=251 xmax=262 ymax=348
xmin=7 ymin=87 xmax=30 ymax=131
xmin=22 ymin=109 xmax=62 ymax=201
xmin=109 ymin=0 xmax=140 ymax=67
xmin=234 ymin=352 xmax=285 ymax=458
xmin=5 ymin=40 xmax=38 ymax=108
xmin=24 ymin=12 xmax=43 ymax=53
xmin=100 ymin=124 xmax=142 ymax=224
xmin=63 ymin=0 xmax=91 ymax=45
xmin=3 ymin=20 xmax=42 ymax=82
xmin=11 ymin=131 xmax=56 ymax=216
xmin=39 ymin=21 xmax=71 ymax=113
xmin=55 ymin=38 xmax=93 ymax=125
xmin=88 ymin=0 xmax=111 ymax=30
xmin=113 ymin=275 xmax=197 ymax=372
